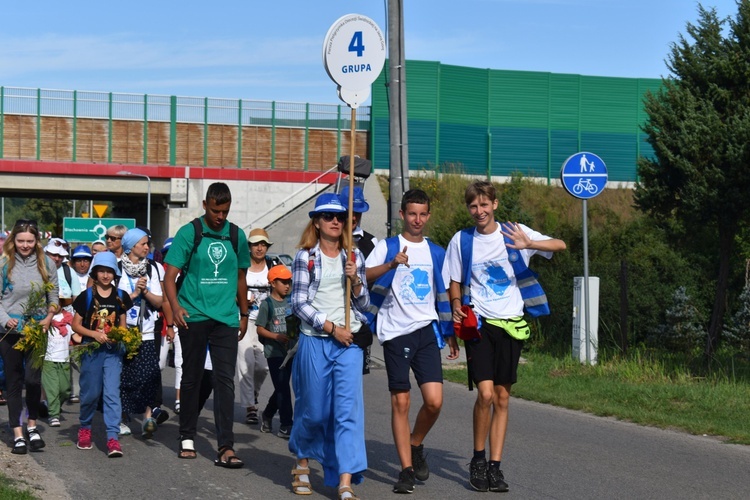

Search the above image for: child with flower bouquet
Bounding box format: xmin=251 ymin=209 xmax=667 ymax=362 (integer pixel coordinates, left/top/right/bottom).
xmin=42 ymin=309 xmax=74 ymax=427
xmin=71 ymin=252 xmax=133 ymax=458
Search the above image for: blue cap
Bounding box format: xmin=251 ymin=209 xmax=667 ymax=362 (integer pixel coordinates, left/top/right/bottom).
xmin=71 ymin=245 xmax=92 ymax=259
xmin=89 ymin=251 xmax=120 ymax=277
xmin=161 ymin=237 xmax=174 ymax=254
xmin=122 ymin=228 xmax=149 ymax=254
xmin=339 ymin=186 xmax=369 ymax=213
xmin=309 ymin=193 xmax=347 ymax=218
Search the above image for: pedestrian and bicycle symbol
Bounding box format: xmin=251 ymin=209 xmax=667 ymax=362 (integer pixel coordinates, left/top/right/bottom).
xmin=561 ymin=152 xmax=608 ymax=200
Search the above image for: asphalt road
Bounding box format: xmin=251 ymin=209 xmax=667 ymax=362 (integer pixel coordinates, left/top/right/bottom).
xmin=8 ymin=350 xmax=750 ymax=499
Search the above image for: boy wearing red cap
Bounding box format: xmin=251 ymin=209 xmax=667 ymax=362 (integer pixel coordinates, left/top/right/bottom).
xmin=255 ymin=264 xmax=296 ymax=439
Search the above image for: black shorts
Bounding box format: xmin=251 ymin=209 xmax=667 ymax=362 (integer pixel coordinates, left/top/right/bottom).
xmin=383 ymin=324 xmax=443 ymax=391
xmin=465 ymin=321 xmax=524 ymax=386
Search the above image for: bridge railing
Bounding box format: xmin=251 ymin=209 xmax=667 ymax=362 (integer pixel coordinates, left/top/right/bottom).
xmin=0 ymin=86 xmax=370 ymax=171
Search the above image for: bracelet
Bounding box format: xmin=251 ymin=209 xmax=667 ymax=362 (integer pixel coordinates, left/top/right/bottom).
xmin=167 ymin=324 xmax=174 ymax=328
xmin=451 ymin=298 xmax=461 ymax=304
xmin=239 ymin=312 xmax=249 ymax=318
xmin=331 ymin=323 xmax=337 ymax=337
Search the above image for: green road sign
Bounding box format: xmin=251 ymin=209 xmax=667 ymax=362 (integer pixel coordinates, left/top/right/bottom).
xmin=63 ymin=217 xmax=136 ymax=243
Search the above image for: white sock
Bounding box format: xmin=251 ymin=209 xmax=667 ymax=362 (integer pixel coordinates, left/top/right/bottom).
xmin=294 ymin=463 xmax=311 ymax=493
xmin=27 ymin=427 xmax=41 ymax=441
xmin=338 ymin=486 xmax=353 ymax=499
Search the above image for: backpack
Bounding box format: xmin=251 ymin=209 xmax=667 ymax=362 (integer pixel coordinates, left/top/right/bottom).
xmin=176 ymin=217 xmax=240 ymax=291
xmin=62 ymin=265 xmax=73 ymax=289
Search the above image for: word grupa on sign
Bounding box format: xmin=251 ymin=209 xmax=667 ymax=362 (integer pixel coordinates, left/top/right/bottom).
xmin=342 ymin=64 xmax=372 ymax=73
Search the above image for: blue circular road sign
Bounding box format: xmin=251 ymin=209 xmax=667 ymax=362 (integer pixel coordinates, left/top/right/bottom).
xmin=561 ymin=152 xmax=608 ymax=199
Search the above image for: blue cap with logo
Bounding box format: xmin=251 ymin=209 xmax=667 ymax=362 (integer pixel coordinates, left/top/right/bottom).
xmin=309 ymin=193 xmax=347 ymax=218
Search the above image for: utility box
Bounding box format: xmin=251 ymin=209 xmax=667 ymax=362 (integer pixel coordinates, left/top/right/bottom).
xmin=572 ymin=276 xmax=600 ymax=365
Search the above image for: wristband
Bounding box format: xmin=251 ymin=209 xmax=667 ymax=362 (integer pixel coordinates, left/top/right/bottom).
xmin=167 ymin=324 xmax=174 ymax=328
xmin=239 ymin=312 xmax=249 ymax=318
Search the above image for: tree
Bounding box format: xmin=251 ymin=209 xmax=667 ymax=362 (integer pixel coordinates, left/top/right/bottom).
xmin=635 ymin=2 xmax=750 ymax=356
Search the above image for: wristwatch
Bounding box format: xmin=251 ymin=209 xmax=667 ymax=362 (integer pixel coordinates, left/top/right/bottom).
xmin=239 ymin=312 xmax=249 ymax=318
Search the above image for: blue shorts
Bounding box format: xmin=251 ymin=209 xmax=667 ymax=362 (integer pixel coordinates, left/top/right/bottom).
xmin=383 ymin=324 xmax=443 ymax=391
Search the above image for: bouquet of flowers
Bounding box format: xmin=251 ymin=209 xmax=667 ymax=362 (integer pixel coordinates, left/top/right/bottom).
xmin=70 ymin=326 xmax=142 ymax=365
xmin=12 ymin=282 xmax=55 ymax=369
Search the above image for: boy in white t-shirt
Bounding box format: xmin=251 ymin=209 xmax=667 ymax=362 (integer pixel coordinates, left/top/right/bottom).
xmin=445 ymin=180 xmax=566 ymax=493
xmin=365 ymin=189 xmax=459 ymax=494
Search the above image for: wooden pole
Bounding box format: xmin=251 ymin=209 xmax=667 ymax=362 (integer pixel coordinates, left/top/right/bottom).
xmin=345 ymin=106 xmax=356 ymax=330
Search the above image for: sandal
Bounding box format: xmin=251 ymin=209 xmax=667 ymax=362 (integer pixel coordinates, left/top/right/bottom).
xmin=291 ymin=465 xmax=313 ymax=495
xmin=214 ymin=446 xmax=244 ymax=469
xmin=0 ymin=391 xmax=7 ymax=406
xmin=337 ymin=485 xmax=359 ymax=500
xmin=178 ymin=438 xmax=197 ymax=459
xmin=11 ymin=437 xmax=28 ymax=455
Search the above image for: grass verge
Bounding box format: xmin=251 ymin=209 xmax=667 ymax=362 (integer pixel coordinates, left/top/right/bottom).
xmin=443 ymin=351 xmax=750 ymax=444
xmin=0 ymin=472 xmax=39 ymax=500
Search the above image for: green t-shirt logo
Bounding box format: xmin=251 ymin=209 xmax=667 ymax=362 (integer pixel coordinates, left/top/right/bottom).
xmin=208 ymin=242 xmax=227 ymax=277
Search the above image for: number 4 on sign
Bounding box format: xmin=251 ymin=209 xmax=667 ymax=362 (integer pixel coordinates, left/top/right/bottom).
xmin=348 ymin=31 xmax=364 ymax=57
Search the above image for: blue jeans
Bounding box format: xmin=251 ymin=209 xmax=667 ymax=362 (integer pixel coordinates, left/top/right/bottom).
xmin=262 ymin=356 xmax=293 ymax=427
xmin=79 ymin=344 xmax=124 ymax=440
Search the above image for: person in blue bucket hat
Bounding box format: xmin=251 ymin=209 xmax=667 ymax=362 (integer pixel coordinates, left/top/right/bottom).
xmin=338 ymin=186 xmax=378 ymax=259
xmin=71 ymin=248 xmax=133 ymax=457
xmin=289 ymin=191 xmax=370 ymax=498
xmin=339 ymin=185 xmax=379 ymax=377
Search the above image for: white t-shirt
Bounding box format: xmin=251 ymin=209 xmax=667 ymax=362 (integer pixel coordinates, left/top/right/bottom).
xmin=246 ymin=264 xmax=270 ymax=321
xmin=74 ymin=270 xmax=89 ymax=294
xmin=445 ymin=223 xmax=552 ymax=320
xmin=365 ymin=235 xmax=449 ymax=343
xmin=300 ymin=252 xmax=361 ymax=336
xmin=118 ymin=265 xmax=163 ymax=339
xmin=45 ymin=313 xmax=72 ymax=362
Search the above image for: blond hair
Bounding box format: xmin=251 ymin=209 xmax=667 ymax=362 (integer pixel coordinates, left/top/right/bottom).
xmin=297 ymin=217 xmax=353 ymax=252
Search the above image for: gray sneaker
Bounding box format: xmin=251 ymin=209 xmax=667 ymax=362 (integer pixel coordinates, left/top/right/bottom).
xmin=260 ymin=417 xmax=272 ymax=433
xmin=277 ymin=425 xmax=292 ymax=439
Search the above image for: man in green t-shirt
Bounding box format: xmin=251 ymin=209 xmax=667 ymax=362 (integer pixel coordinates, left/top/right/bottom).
xmin=164 ymin=182 xmax=250 ymax=468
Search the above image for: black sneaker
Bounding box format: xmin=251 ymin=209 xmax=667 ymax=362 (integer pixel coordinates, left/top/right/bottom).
xmin=488 ymin=462 xmax=509 ymax=492
xmin=411 ymin=444 xmax=429 ymax=481
xmin=393 ymin=467 xmax=416 ymax=494
xmin=469 ymin=457 xmax=489 ymax=492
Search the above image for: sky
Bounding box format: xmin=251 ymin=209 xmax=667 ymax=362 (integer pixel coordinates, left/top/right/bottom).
xmin=0 ymin=0 xmax=742 ymax=106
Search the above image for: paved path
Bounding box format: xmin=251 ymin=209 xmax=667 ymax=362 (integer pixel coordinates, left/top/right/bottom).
xmin=4 ymin=343 xmax=750 ymax=499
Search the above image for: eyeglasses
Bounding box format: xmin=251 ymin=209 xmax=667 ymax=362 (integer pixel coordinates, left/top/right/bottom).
xmin=319 ymin=212 xmax=346 ymax=223
xmin=14 ymin=219 xmax=38 ymax=229
xmin=106 ymin=235 xmax=122 ymax=241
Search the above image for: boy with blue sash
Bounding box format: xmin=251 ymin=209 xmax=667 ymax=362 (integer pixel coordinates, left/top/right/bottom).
xmin=446 ymin=181 xmax=566 ymax=493
xmin=364 ymin=189 xmax=459 ymax=494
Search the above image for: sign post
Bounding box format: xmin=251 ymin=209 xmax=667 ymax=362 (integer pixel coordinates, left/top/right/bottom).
xmin=561 ymin=152 xmax=608 ymax=365
xmin=323 ymin=13 xmax=385 ymax=329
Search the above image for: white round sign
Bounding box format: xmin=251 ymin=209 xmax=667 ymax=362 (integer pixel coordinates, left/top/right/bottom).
xmin=323 ymin=14 xmax=386 ymax=95
xmin=337 ymin=86 xmax=371 ymax=109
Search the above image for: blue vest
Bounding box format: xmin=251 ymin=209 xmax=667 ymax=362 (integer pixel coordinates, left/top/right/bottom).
xmin=364 ymin=237 xmax=454 ymax=348
xmin=459 ymin=225 xmax=550 ymax=317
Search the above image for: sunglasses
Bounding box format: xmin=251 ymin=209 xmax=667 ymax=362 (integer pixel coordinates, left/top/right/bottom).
xmin=319 ymin=212 xmax=346 ymax=223
xmin=51 ymin=240 xmax=69 ymax=249
xmin=106 ymin=235 xmax=122 ymax=241
xmin=14 ymin=219 xmax=38 ymax=229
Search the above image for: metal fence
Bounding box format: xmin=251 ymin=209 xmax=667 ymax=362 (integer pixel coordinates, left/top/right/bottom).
xmin=0 ymin=86 xmax=371 ymax=168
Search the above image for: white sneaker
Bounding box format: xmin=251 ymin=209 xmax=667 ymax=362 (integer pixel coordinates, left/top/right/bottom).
xmin=118 ymin=422 xmax=132 ymax=436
